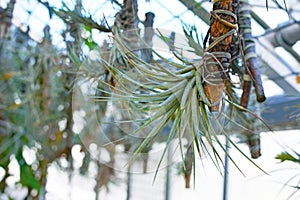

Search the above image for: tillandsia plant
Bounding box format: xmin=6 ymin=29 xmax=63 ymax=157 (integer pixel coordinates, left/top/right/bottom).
xmin=92 ymin=0 xmax=274 ymax=187
xmin=54 ymin=1 xmax=290 ymax=191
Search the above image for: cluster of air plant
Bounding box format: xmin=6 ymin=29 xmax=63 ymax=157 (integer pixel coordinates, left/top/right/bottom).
xmin=81 ymin=0 xmax=274 ymax=188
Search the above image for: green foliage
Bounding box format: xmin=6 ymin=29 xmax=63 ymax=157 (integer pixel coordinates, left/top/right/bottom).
xmin=276 ymin=151 xmax=300 ymax=164
xmin=0 ymin=27 xmax=68 ymax=197
xmin=20 ymin=162 xmax=41 ymax=192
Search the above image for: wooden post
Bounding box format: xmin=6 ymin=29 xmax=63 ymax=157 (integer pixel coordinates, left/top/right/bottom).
xmin=204 ymin=0 xmax=239 ymax=111
xmin=142 ymin=12 xmax=155 ymax=63
xmin=239 ymin=0 xmax=266 ymax=107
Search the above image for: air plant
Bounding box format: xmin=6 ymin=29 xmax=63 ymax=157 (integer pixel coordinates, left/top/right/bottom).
xmin=64 ymin=0 xmax=286 ymax=190
xmin=93 ymin=0 xmax=269 ymax=185
xmin=63 ymin=0 xmax=285 ymax=190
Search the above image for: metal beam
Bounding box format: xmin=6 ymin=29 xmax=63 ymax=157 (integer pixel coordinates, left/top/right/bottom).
xmin=264 ymin=22 xmax=300 ymax=63
xmin=250 ymin=10 xmax=270 ymax=30
xmin=262 ymin=61 xmax=299 ymax=95
xmin=255 ymin=37 xmax=300 ymax=95
xmin=225 ymin=94 xmax=300 ymax=133
xmin=177 ymin=0 xmax=210 ymax=24
xmin=265 ymin=23 xmax=300 ymax=47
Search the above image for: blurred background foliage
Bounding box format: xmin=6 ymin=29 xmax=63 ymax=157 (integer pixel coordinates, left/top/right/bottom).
xmin=0 ymin=0 xmax=115 ymax=198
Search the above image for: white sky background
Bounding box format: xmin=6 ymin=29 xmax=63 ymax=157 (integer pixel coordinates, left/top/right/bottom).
xmin=1 ymin=0 xmax=300 ymax=199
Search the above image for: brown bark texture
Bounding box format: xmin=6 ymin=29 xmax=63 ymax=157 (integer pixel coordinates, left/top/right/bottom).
xmin=204 ymin=0 xmax=238 ymax=111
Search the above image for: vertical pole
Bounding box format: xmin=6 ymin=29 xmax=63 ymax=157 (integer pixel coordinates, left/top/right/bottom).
xmin=222 ymin=137 xmax=230 ymax=200
xmin=67 ymin=2 xmax=82 ymax=199
xmin=126 ymin=165 xmax=132 ymax=200
xmin=165 ymin=33 xmax=175 ymax=199
xmin=142 ymin=12 xmax=155 ymax=63
xmin=165 ymin=145 xmax=171 ymax=200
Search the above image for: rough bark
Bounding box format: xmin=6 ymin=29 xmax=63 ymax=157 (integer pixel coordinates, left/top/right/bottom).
xmin=204 ymin=0 xmax=239 ymax=111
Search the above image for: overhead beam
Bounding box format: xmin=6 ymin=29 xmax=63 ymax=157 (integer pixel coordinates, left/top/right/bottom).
xmin=224 ymin=94 xmax=300 ymax=134
xmin=265 ymin=23 xmax=300 ymax=47
xmin=264 ymin=22 xmax=300 ymax=62
xmin=255 ymin=37 xmax=300 ymax=95
xmin=177 ymin=0 xmax=210 ymax=24
xmin=261 ymin=60 xmax=299 ymax=95
xmin=250 ymin=10 xmax=270 ymax=30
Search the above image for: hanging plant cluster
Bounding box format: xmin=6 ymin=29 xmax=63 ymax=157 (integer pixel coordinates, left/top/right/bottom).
xmin=86 ymin=0 xmax=271 ymax=185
